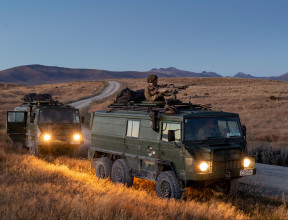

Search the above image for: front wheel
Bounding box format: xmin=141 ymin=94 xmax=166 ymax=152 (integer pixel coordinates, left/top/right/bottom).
xmin=156 ymin=171 xmax=183 ymax=199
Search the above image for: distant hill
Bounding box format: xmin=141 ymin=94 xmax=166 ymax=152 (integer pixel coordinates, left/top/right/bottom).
xmin=149 ymin=67 xmax=222 ymax=78
xmin=0 ymin=64 xmax=287 ymax=84
xmin=233 ymin=72 xmax=288 ymax=81
xmin=233 ymin=72 xmax=258 ymax=79
xmin=0 ymin=65 xmax=222 ymax=85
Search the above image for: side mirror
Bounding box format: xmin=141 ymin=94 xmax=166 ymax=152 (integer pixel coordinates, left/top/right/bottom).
xmin=168 ymin=130 xmax=175 ymax=142
xmin=81 ymin=116 xmax=85 ymax=124
xmin=241 ymin=125 xmax=246 ymax=137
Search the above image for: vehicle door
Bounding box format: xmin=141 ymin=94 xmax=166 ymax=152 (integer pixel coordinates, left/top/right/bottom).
xmin=159 ymin=122 xmax=185 ymax=171
xmin=124 ymin=119 xmax=141 ymax=169
xmin=6 ymin=111 xmax=27 ymax=143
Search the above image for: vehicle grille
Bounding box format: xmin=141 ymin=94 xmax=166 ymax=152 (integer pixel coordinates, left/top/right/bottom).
xmin=213 ymin=148 xmax=242 ymax=161
xmin=212 ymin=160 xmax=241 ymax=172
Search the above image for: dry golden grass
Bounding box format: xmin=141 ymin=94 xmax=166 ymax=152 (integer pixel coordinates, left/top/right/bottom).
xmin=1 ymin=143 xmax=288 ymax=220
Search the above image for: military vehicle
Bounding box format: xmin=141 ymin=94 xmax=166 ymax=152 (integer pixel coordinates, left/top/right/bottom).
xmin=89 ymin=100 xmax=256 ymax=199
xmin=6 ymin=93 xmax=83 ymax=155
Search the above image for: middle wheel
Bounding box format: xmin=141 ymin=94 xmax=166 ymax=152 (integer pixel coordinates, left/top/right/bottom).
xmin=111 ymin=159 xmax=134 ymax=187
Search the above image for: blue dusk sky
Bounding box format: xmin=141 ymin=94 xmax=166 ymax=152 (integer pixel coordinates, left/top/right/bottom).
xmin=1 ymin=0 xmax=288 ymax=76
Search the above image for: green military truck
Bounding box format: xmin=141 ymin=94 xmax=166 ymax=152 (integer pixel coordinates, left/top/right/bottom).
xmin=7 ymin=93 xmax=83 ymax=155
xmin=89 ymin=101 xmax=256 ymax=199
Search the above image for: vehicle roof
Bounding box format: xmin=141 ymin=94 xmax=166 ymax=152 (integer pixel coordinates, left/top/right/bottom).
xmin=94 ymin=109 xmax=239 ymax=120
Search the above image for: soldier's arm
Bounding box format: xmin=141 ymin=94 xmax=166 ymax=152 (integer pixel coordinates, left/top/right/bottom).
xmin=144 ymin=87 xmax=153 ymax=101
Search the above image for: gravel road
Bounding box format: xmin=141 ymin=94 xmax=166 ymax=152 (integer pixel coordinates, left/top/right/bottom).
xmin=238 ymin=163 xmax=288 ymax=201
xmin=70 ymin=81 xmax=288 ymax=201
xmin=69 ymin=81 xmax=121 ymax=109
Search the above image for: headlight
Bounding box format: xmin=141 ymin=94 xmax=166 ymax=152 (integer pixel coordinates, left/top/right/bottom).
xmin=43 ymin=134 xmax=51 ymax=141
xmin=199 ymin=162 xmax=209 ymax=172
xmin=73 ymin=134 xmax=81 ymax=141
xmin=243 ymin=158 xmax=251 ymax=168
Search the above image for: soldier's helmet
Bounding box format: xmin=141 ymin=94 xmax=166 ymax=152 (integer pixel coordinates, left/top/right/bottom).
xmin=147 ymin=75 xmax=158 ymax=83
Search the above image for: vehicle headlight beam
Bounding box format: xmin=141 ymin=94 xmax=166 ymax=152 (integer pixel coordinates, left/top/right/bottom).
xmin=43 ymin=134 xmax=51 ymax=141
xmin=73 ymin=134 xmax=81 ymax=141
xmin=244 ymin=158 xmax=251 ymax=168
xmin=199 ymin=161 xmax=209 ymax=172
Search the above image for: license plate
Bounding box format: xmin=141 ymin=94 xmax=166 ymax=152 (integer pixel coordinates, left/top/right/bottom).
xmin=240 ymin=169 xmax=253 ymax=176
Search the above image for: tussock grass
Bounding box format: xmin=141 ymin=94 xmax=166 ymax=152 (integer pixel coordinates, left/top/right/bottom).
xmin=249 ymin=143 xmax=288 ymax=166
xmin=1 ymin=144 xmax=287 ymax=219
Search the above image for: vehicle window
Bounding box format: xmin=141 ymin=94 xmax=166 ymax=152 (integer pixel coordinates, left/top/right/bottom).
xmin=161 ymin=122 xmax=181 ymax=142
xmin=184 ymin=117 xmax=242 ymax=141
xmin=7 ymin=112 xmax=25 ymax=123
xmin=39 ymin=110 xmax=80 ymax=123
xmin=126 ymin=120 xmax=140 ymax=138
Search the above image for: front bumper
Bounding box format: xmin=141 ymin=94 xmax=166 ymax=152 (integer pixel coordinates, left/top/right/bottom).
xmin=182 ymin=168 xmax=256 ymax=181
xmin=39 ymin=136 xmax=84 ymax=146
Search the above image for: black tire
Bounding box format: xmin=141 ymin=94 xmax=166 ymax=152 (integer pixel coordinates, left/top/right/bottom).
xmin=156 ymin=171 xmax=183 ymax=199
xmin=111 ymin=159 xmax=134 ymax=187
xmin=95 ymin=157 xmax=112 ymax=179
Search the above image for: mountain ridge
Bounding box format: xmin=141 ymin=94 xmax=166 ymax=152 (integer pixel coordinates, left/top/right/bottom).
xmin=0 ymin=64 xmax=287 ymax=85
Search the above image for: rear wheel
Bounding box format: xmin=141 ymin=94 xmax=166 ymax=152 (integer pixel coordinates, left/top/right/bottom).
xmin=156 ymin=171 xmax=183 ymax=199
xmin=111 ymin=159 xmax=134 ymax=187
xmin=95 ymin=157 xmax=112 ymax=179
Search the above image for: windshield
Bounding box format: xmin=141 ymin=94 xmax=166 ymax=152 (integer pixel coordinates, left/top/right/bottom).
xmin=184 ymin=117 xmax=242 ymax=141
xmin=39 ymin=110 xmax=80 ymax=123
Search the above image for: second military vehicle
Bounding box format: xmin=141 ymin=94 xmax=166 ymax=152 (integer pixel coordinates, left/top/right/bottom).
xmin=89 ymin=100 xmax=256 ymax=199
xmin=7 ymin=93 xmax=83 ymax=155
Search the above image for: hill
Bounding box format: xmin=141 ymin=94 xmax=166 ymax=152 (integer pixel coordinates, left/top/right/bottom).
xmin=0 ymin=65 xmax=222 ymax=85
xmin=0 ymin=64 xmax=288 ymax=84
xmin=233 ymin=72 xmax=288 ymax=81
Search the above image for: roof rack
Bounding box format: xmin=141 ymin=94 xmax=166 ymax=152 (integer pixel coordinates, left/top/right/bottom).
xmin=107 ymin=100 xmax=212 ymax=113
xmin=21 ymin=93 xmax=69 ymax=108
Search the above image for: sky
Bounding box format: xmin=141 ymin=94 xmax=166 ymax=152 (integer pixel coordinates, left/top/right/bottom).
xmin=1 ymin=0 xmax=288 ymax=77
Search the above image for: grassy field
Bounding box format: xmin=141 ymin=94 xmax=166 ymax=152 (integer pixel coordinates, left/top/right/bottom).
xmin=0 ymin=144 xmax=287 ymax=220
xmin=0 ymin=77 xmax=288 ymax=219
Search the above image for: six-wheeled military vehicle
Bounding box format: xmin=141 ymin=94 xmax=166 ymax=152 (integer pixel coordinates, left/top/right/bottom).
xmin=6 ymin=93 xmax=83 ymax=155
xmin=89 ymin=100 xmax=256 ymax=199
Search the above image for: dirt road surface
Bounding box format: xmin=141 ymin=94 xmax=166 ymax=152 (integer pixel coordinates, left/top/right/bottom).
xmin=69 ymin=81 xmax=121 ymax=109
xmin=70 ymin=81 xmax=288 ymax=201
xmin=238 ymin=163 xmax=288 ymax=201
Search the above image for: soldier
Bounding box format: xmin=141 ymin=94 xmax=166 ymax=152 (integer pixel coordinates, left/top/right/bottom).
xmin=144 ymin=75 xmax=165 ymax=101
xmin=197 ymin=118 xmax=222 ymax=139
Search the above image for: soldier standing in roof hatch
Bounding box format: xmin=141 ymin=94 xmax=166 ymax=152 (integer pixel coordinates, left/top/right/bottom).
xmin=144 ymin=75 xmax=165 ymax=101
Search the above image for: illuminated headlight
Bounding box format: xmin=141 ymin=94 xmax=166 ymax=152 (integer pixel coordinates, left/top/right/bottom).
xmin=73 ymin=134 xmax=81 ymax=141
xmin=199 ymin=162 xmax=209 ymax=172
xmin=43 ymin=134 xmax=51 ymax=141
xmin=243 ymin=158 xmax=251 ymax=168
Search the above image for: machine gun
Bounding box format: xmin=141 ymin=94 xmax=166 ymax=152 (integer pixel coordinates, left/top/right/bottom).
xmin=158 ymin=84 xmax=189 ymax=100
